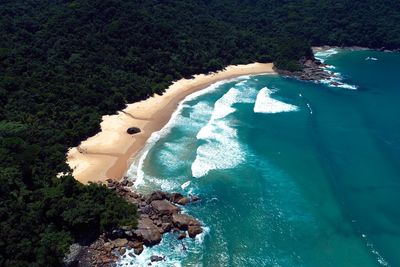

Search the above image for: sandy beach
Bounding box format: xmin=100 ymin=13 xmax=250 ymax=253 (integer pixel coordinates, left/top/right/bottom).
xmin=67 ymin=62 xmax=275 ymax=184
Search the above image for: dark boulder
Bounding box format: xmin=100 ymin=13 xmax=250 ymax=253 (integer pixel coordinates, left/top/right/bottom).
xmin=150 ymin=255 xmax=164 ymax=262
xmin=188 ymin=225 xmax=203 ymax=238
xmin=177 ymin=197 xmax=190 ymax=205
xmin=112 ymin=238 xmax=128 ymax=248
xmin=147 ymin=191 xmax=167 ymax=203
xmin=161 ymin=222 xmax=172 ymax=233
xmin=178 ymin=231 xmax=186 ymax=240
xmin=134 ymin=218 xmax=162 ymax=246
xmin=172 ymin=213 xmax=201 ymax=230
xmin=134 ymin=246 xmax=144 ymax=255
xmin=127 ymin=127 xmax=141 ymax=134
xmin=169 ymin=192 xmax=184 ymax=203
xmin=109 ymin=228 xmax=125 ymax=239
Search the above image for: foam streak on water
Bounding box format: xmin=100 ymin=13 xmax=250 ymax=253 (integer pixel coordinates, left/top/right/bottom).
xmin=129 ymin=79 xmax=239 ymax=187
xmin=191 ymin=82 xmax=256 ymax=177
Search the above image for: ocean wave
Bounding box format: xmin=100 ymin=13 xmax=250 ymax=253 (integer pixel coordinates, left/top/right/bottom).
xmin=192 ymin=120 xmax=243 ymax=178
xmin=128 ymin=76 xmax=255 ymax=187
xmin=314 ymin=48 xmax=339 ymax=63
xmin=320 ymin=74 xmax=358 ymax=90
xmin=128 ymin=83 xmax=223 ymax=188
xmin=253 ymin=87 xmax=298 ymax=114
xmin=191 ymin=82 xmax=256 ymax=178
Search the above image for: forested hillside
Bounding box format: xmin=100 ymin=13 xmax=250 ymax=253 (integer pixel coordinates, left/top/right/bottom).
xmin=1 ymin=0 xmax=399 ymax=265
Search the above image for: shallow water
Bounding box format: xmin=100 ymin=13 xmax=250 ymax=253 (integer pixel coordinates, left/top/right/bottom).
xmin=122 ymin=49 xmax=400 ymax=266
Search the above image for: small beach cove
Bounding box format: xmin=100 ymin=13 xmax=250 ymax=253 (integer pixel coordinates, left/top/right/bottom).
xmin=66 ymin=63 xmax=276 ymax=184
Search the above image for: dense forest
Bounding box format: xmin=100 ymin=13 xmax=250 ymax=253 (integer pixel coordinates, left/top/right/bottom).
xmin=1 ymin=0 xmax=399 ymax=265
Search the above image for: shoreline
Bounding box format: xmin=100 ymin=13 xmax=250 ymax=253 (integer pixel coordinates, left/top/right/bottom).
xmin=67 ymin=62 xmax=276 ymax=184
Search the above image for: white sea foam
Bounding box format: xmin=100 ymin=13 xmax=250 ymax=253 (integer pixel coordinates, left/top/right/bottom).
xmin=117 ymin=240 xmax=183 ymax=267
xmin=361 ymin=234 xmax=389 ymax=266
xmin=117 ymin=222 xmax=210 ymax=267
xmin=192 ymin=121 xmax=243 ymax=177
xmin=253 ymin=87 xmax=298 ymax=114
xmin=314 ymin=48 xmax=339 ymax=63
xmin=128 ymin=76 xmax=256 ymax=187
xmin=320 ymin=75 xmax=358 ymax=90
xmin=319 ymin=68 xmax=358 ymax=90
xmin=306 ymin=103 xmax=313 ymax=114
xmin=191 ymin=82 xmax=257 ymax=178
xmin=128 ymin=82 xmax=225 ymax=187
xmin=181 ymin=180 xmax=191 ymax=190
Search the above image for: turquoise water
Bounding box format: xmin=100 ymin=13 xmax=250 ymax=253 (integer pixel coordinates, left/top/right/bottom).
xmin=122 ymin=49 xmax=400 ymax=267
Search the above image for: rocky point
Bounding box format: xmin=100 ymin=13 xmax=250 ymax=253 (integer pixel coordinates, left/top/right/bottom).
xmin=65 ymin=176 xmax=202 ymax=266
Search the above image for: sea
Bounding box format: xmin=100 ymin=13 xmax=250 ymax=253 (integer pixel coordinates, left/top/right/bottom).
xmin=119 ymin=48 xmax=400 ymax=267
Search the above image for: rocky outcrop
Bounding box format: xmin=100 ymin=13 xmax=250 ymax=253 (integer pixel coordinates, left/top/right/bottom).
xmin=63 ymin=243 xmax=83 ymax=267
xmin=151 ymin=199 xmax=180 ymax=215
xmin=275 ymin=57 xmax=332 ymax=81
xmin=188 ymin=225 xmax=203 ymax=238
xmin=134 ymin=217 xmax=162 ymax=246
xmin=172 ymin=213 xmax=202 ymax=230
xmin=76 ymin=176 xmax=203 ymax=266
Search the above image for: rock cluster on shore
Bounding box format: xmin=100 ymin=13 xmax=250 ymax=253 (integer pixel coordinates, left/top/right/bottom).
xmin=67 ymin=177 xmax=202 ymax=266
xmin=275 ymin=57 xmax=333 ymax=81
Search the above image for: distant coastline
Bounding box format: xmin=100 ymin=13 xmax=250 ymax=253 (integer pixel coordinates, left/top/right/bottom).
xmin=67 ymin=63 xmax=276 ymax=184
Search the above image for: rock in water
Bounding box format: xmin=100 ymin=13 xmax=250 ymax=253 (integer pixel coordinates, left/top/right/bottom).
xmin=150 ymin=255 xmax=164 ymax=262
xmin=134 ymin=245 xmax=144 ymax=255
xmin=177 ymin=197 xmax=190 ymax=205
xmin=134 ymin=218 xmax=162 ymax=246
xmin=151 ymin=200 xmax=180 ymax=215
xmin=178 ymin=231 xmax=187 ymax=240
xmin=169 ymin=192 xmax=184 ymax=203
xmin=172 ymin=213 xmax=201 ymax=230
xmin=127 ymin=127 xmax=141 ymax=134
xmin=188 ymin=225 xmax=203 ymax=238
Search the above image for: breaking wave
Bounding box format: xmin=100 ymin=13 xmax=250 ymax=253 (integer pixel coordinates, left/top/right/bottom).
xmin=314 ymin=48 xmax=339 ymax=63
xmin=129 ymin=76 xmax=256 ymax=186
xmin=253 ymin=87 xmax=298 ymax=113
xmin=191 ymin=81 xmax=257 ymax=178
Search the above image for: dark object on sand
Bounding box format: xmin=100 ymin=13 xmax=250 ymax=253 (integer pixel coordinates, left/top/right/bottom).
xmin=127 ymin=127 xmax=141 ymax=134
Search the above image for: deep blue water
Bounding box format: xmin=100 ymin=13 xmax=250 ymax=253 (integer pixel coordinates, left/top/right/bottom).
xmin=121 ymin=49 xmax=400 ymax=267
